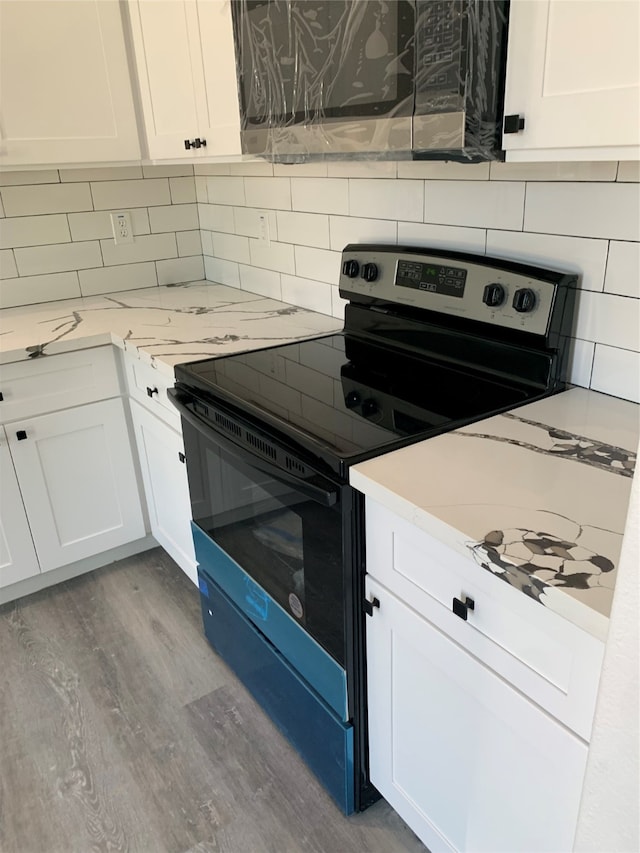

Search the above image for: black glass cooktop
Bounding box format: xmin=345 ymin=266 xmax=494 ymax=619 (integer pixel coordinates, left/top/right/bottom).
xmin=174 ymin=332 xmax=533 ymax=476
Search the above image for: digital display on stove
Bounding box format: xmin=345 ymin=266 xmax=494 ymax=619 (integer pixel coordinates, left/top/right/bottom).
xmin=395 ymin=260 xmax=467 ymax=297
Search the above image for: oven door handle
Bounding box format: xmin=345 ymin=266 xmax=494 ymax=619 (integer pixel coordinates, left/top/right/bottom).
xmin=168 ymin=389 xmax=339 ymax=508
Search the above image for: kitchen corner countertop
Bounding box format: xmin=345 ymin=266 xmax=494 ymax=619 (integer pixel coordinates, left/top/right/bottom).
xmin=0 ymin=281 xmax=342 ymax=378
xmin=351 ymin=388 xmax=639 ymax=641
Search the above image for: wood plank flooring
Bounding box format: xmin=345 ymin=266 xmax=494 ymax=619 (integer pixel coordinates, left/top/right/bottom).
xmin=0 ymin=549 xmax=426 ymax=853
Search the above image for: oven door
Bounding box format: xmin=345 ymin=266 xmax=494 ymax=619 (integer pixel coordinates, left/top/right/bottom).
xmin=232 ymin=0 xmax=415 ymax=157
xmin=172 ymin=389 xmax=348 ymax=667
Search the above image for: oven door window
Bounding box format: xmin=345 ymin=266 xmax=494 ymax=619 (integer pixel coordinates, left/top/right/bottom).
xmin=186 ymin=426 xmax=345 ymax=666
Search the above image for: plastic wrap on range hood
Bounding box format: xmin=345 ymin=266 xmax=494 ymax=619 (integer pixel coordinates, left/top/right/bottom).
xmin=231 ymin=0 xmax=509 ymax=163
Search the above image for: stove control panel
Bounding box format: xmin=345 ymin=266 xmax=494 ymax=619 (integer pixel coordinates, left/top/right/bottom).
xmin=339 ymin=246 xmax=576 ymax=337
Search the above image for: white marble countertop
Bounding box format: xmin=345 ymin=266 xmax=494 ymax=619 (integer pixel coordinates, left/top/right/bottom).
xmin=0 ymin=281 xmax=342 ymax=378
xmin=351 ymin=388 xmax=639 ymax=640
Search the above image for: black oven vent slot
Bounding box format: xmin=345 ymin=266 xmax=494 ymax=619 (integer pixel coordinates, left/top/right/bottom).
xmin=285 ymin=456 xmax=307 ymax=476
xmin=246 ymin=432 xmax=277 ymax=461
xmin=214 ymin=411 xmax=242 ymax=438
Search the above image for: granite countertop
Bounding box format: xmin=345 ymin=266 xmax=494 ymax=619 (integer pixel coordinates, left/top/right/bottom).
xmin=0 ymin=281 xmax=342 ymax=378
xmin=351 ymin=388 xmax=640 ymax=640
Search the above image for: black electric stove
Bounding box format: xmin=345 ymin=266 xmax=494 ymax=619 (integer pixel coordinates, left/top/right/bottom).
xmin=170 ymin=245 xmax=577 ymax=814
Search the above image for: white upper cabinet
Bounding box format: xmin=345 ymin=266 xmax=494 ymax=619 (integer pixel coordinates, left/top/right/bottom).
xmin=503 ymin=0 xmax=640 ymax=161
xmin=127 ymin=0 xmax=242 ymax=160
xmin=0 ymin=0 xmax=141 ymax=166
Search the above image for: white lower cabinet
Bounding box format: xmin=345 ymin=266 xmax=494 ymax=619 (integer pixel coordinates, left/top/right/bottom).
xmin=6 ymin=398 xmax=145 ymax=574
xmin=366 ymin=576 xmax=588 ymax=853
xmin=130 ymin=400 xmax=196 ymax=584
xmin=0 ymin=430 xmax=39 ymax=587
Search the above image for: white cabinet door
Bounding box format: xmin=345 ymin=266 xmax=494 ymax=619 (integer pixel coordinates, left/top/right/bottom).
xmin=128 ymin=0 xmax=242 ymax=160
xmin=0 ymin=1 xmax=140 ymax=166
xmin=503 ymin=0 xmax=640 ymax=161
xmin=8 ymin=399 xmax=145 ymax=573
xmin=366 ymin=576 xmax=588 ymax=853
xmin=0 ymin=428 xmax=39 ymax=588
xmin=130 ymin=401 xmax=197 ymax=584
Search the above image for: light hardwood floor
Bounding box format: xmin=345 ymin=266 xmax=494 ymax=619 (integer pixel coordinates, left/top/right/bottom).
xmin=0 ymin=548 xmax=426 ymax=853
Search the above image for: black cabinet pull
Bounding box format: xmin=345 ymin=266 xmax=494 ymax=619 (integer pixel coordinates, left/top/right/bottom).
xmin=452 ymin=595 xmax=475 ymax=621
xmin=178 ymin=451 xmax=186 ymax=463
xmin=146 ymin=386 xmax=159 ymax=398
xmin=363 ymin=596 xmax=380 ymax=617
xmin=0 ymin=392 xmax=4 ymax=401
xmin=193 ymin=137 xmax=207 ymax=148
xmin=184 ymin=139 xmax=193 ymax=150
xmin=504 ymin=114 xmax=525 ymax=134
xmin=16 ymin=429 xmax=28 ymax=441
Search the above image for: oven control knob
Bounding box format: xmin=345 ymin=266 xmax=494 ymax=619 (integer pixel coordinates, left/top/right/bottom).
xmin=345 ymin=390 xmax=361 ymax=409
xmin=482 ymin=283 xmax=506 ymax=308
xmin=361 ymin=262 xmax=378 ymax=283
xmin=342 ymin=259 xmax=360 ymax=278
xmin=513 ymin=288 xmax=536 ymax=313
xmin=362 ymin=398 xmax=378 ymax=417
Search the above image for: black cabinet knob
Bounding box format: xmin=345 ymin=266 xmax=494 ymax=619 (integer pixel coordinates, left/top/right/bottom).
xmin=178 ymin=451 xmax=186 ymax=463
xmin=16 ymin=429 xmax=28 ymax=441
xmin=452 ymin=595 xmax=475 ymax=621
xmin=0 ymin=391 xmax=3 ymax=401
xmin=363 ymin=596 xmax=380 ymax=616
xmin=194 ymin=137 xmax=207 ymax=148
xmin=146 ymin=386 xmax=159 ymax=398
xmin=184 ymin=139 xmax=193 ymax=150
xmin=504 ymin=114 xmax=525 ymax=134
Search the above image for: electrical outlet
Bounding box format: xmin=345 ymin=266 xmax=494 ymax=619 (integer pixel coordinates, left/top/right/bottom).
xmin=110 ymin=211 xmax=134 ymax=245
xmin=258 ymin=211 xmax=270 ymax=246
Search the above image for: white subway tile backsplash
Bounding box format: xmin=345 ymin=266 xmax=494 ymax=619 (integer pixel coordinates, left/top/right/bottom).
xmin=329 ymin=215 xmax=397 ymax=251
xmin=486 ymin=230 xmax=608 ymax=292
xmin=278 ymin=211 xmax=330 ymax=248
xmin=591 ymin=344 xmax=640 ymax=403
xmin=212 ymin=232 xmax=251 ymax=264
xmin=567 ymin=338 xmax=595 ymax=389
xmin=0 ymin=271 xmax=80 ymax=308
xmin=398 ymin=162 xmax=490 ymax=180
xmin=15 ymin=241 xmax=102 ymax=277
xmin=59 ymin=166 xmax=143 ymax=183
xmin=204 ymin=256 xmax=240 ymax=288
xmin=575 ymin=290 xmax=640 ymax=352
xmin=238 ymin=264 xmax=282 ymax=299
xmin=195 ymin=176 xmax=209 ymax=204
xmin=195 ymin=164 xmax=231 ymax=177
xmin=292 ymin=178 xmax=349 ymax=215
xmin=198 ymin=203 xmax=235 ymax=234
xmin=79 ymin=262 xmax=158 ymax=297
xmin=489 ymin=161 xmax=617 ymax=182
xmin=245 ymin=177 xmax=291 ymax=210
xmin=281 ymin=274 xmax=333 ymax=316
xmin=274 ymin=163 xmax=328 ymax=178
xmin=101 ymin=233 xmax=178 ymax=267
xmin=1 ymin=183 xmax=92 ymax=216
xmin=604 ymin=241 xmax=640 ymax=298
xmin=68 ymin=208 xmax=150 ymax=242
xmin=617 ymin=162 xmax=640 ymax=182
xmin=91 ymin=179 xmax=171 ymax=210
xmin=157 ymin=255 xmax=204 ymax=285
xmin=0 ymin=169 xmax=59 ymax=186
xmin=0 ymin=250 xmax=18 ymax=279
xmin=249 ymin=240 xmax=295 ymax=274
xmin=206 ymin=176 xmax=245 ymax=206
xmin=524 ymin=183 xmax=640 ymax=241
xmin=149 ymin=204 xmax=199 ymax=233
xmin=0 ymin=214 xmax=70 ymax=249
xmin=328 ymin=161 xmax=397 ymax=179
xmin=227 ymin=161 xmax=274 ymax=177
xmin=169 ymin=176 xmax=197 ymax=204
xmin=294 ymin=246 xmax=341 ymax=284
xmin=200 ymin=230 xmax=214 ymax=257
xmin=177 ymin=230 xmax=202 ymax=257
xmin=350 ymin=179 xmax=423 ymax=222
xmin=331 ymin=285 xmax=347 ymax=320
xmin=398 ymin=221 xmax=485 ymax=253
xmin=234 ymin=207 xmax=278 ymax=240
xmin=142 ymin=165 xmax=194 ymax=178
xmin=425 ymin=180 xmax=525 ymax=230
xmin=0 ymin=196 xmax=4 ymax=217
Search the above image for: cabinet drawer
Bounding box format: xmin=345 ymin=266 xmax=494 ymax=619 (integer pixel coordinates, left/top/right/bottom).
xmin=0 ymin=347 xmax=121 ymax=423
xmin=365 ymin=498 xmax=604 ymax=741
xmin=124 ymin=355 xmax=180 ymax=429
